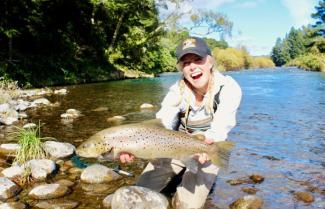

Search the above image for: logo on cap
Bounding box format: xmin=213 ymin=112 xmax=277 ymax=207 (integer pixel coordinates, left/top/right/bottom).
xmin=182 ymin=38 xmax=196 ymax=50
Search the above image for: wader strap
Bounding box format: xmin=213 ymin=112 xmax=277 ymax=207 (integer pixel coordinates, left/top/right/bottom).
xmin=213 ymin=85 xmax=224 ymax=112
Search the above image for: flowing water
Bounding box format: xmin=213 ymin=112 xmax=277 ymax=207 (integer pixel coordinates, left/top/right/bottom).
xmin=1 ymin=68 xmax=325 ymax=208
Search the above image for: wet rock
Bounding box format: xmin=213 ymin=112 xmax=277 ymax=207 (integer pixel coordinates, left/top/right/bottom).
xmin=0 ymin=104 xmax=10 ymax=113
xmin=0 ymin=144 xmax=20 ymax=157
xmin=34 ymin=199 xmax=78 ymax=209
xmin=31 ymin=98 xmax=51 ymax=106
xmin=15 ymin=100 xmax=30 ymax=111
xmin=0 ymin=202 xmax=26 ymax=209
xmin=241 ymin=187 xmax=259 ymax=194
xmin=66 ymin=109 xmax=81 ymax=118
xmin=68 ymin=167 xmax=83 ymax=175
xmin=55 ymin=179 xmax=75 ymax=187
xmin=92 ymin=107 xmax=108 ymax=112
xmin=17 ymin=113 xmax=28 ymax=119
xmin=227 ymin=178 xmax=250 ymax=186
xmin=294 ymin=191 xmax=314 ymax=203
xmin=262 ymin=155 xmax=280 ymax=161
xmin=24 ymin=159 xmax=56 ymax=180
xmin=81 ymin=183 xmax=109 ymax=193
xmin=23 ymin=123 xmax=36 ymax=129
xmin=28 ymin=183 xmax=69 ymax=200
xmin=103 ymin=194 xmax=113 ymax=208
xmin=107 ymin=186 xmax=169 ymax=209
xmin=107 ymin=116 xmax=126 ymax=123
xmin=0 ymin=108 xmax=19 ymax=125
xmin=140 ymin=103 xmax=154 ymax=109
xmin=229 ymin=195 xmax=263 ymax=209
xmin=1 ymin=165 xmax=24 ymax=179
xmin=0 ymin=177 xmax=21 ymax=200
xmin=42 ymin=141 xmax=75 ymax=159
xmin=54 ymin=89 xmax=67 ymax=95
xmin=80 ymin=164 xmax=120 ymax=184
xmin=249 ymin=174 xmax=264 ymax=184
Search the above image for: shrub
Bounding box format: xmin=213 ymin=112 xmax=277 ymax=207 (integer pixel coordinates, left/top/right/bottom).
xmin=286 ymin=53 xmax=325 ymax=72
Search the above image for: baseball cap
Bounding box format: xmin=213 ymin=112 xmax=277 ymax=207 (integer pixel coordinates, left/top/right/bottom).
xmin=175 ymin=37 xmax=211 ymax=62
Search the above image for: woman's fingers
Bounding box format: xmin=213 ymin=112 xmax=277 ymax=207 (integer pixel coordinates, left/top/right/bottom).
xmin=119 ymin=153 xmax=135 ymax=163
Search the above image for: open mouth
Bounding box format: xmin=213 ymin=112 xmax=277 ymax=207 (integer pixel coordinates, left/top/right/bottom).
xmin=191 ymin=71 xmax=203 ymax=80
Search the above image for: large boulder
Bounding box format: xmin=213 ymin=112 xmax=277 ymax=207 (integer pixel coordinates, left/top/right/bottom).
xmin=80 ymin=164 xmax=121 ymax=184
xmin=0 ymin=177 xmax=21 ymax=200
xmin=104 ymin=186 xmax=169 ymax=209
xmin=28 ymin=183 xmax=69 ymax=200
xmin=42 ymin=141 xmax=75 ymax=159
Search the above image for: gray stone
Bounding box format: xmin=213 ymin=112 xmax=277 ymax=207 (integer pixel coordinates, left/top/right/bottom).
xmin=0 ymin=177 xmax=21 ymax=200
xmin=80 ymin=164 xmax=121 ymax=184
xmin=109 ymin=186 xmax=169 ymax=209
xmin=54 ymin=89 xmax=67 ymax=95
xmin=102 ymin=194 xmax=113 ymax=208
xmin=42 ymin=141 xmax=75 ymax=159
xmin=0 ymin=104 xmax=10 ymax=113
xmin=28 ymin=183 xmax=69 ymax=200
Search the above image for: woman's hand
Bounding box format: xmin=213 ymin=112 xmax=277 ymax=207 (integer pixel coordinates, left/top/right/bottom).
xmin=193 ymin=138 xmax=214 ymax=164
xmin=119 ymin=152 xmax=135 ymax=163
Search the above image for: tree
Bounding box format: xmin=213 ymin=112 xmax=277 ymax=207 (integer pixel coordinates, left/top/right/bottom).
xmin=311 ymin=0 xmax=325 ymax=36
xmin=286 ymin=27 xmax=306 ymax=59
xmin=271 ymin=38 xmax=290 ymax=66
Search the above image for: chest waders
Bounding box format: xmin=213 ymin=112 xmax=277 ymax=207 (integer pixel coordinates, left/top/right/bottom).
xmin=178 ymin=85 xmax=224 ymax=133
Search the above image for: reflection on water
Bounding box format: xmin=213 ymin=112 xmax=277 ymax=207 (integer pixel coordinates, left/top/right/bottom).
xmin=1 ymin=68 xmax=325 ymax=208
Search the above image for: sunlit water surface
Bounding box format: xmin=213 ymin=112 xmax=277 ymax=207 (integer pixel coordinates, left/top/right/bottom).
xmin=1 ymin=68 xmax=325 ymax=209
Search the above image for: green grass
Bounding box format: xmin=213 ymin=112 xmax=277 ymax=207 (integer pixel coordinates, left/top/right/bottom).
xmin=13 ymin=124 xmax=47 ymax=165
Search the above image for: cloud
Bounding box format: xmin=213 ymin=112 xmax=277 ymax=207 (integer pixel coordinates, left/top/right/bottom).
xmin=225 ymin=34 xmax=272 ymax=56
xmin=281 ymin=0 xmax=316 ymax=27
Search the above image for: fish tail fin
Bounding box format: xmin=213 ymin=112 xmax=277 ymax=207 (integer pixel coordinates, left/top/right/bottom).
xmin=209 ymin=141 xmax=235 ymax=169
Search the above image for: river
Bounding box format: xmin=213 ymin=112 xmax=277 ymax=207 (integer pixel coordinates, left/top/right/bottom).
xmin=1 ymin=67 xmax=325 ymax=208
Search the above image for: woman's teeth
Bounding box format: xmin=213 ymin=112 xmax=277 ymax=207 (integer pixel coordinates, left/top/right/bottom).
xmin=191 ymin=72 xmax=202 ymax=79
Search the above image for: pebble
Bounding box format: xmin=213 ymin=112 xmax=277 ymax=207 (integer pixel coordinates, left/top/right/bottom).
xmin=294 ymin=191 xmax=314 ymax=203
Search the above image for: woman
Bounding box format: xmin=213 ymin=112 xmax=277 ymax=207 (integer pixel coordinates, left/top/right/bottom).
xmin=120 ymin=37 xmax=242 ymax=209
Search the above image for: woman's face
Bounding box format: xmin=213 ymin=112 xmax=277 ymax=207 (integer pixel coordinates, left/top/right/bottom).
xmin=179 ymin=53 xmax=213 ymax=93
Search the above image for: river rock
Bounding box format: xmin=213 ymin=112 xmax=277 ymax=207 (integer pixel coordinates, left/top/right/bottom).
xmin=249 ymin=174 xmax=264 ymax=184
xmin=23 ymin=123 xmax=37 ymax=129
xmin=102 ymin=194 xmax=113 ymax=208
xmin=241 ymin=187 xmax=259 ymax=194
xmin=42 ymin=141 xmax=75 ymax=159
xmin=0 ymin=144 xmax=20 ymax=157
xmin=54 ymin=89 xmax=67 ymax=95
xmin=24 ymin=159 xmax=56 ymax=180
xmin=1 ymin=165 xmax=24 ymax=179
xmin=107 ymin=115 xmax=126 ymax=123
xmin=107 ymin=186 xmax=169 ymax=209
xmin=80 ymin=164 xmax=121 ymax=184
xmin=0 ymin=202 xmax=26 ymax=209
xmin=0 ymin=177 xmax=21 ymax=200
xmin=140 ymin=103 xmax=154 ymax=109
xmin=66 ymin=109 xmax=81 ymax=117
xmin=0 ymin=104 xmax=10 ymax=113
xmin=229 ymin=195 xmax=263 ymax=209
xmin=28 ymin=183 xmax=69 ymax=200
xmin=34 ymin=199 xmax=78 ymax=209
xmin=294 ymin=191 xmax=314 ymax=203
xmin=55 ymin=179 xmax=75 ymax=187
xmin=31 ymin=98 xmax=51 ymax=106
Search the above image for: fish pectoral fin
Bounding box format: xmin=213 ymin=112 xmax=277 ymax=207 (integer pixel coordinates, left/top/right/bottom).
xmin=98 ymin=148 xmax=114 ymax=161
xmin=183 ymin=156 xmax=199 ymax=173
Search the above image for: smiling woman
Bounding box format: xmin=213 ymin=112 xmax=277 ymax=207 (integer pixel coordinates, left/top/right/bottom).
xmin=119 ymin=37 xmax=242 ymax=209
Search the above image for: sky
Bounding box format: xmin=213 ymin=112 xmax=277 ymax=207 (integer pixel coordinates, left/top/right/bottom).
xmin=162 ymin=0 xmax=320 ymax=56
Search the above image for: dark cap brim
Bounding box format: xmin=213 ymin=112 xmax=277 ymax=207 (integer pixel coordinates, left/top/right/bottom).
xmin=177 ymin=49 xmax=209 ymax=62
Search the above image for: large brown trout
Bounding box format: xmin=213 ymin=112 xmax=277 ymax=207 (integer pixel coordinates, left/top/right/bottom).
xmin=76 ymin=120 xmax=235 ymax=169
